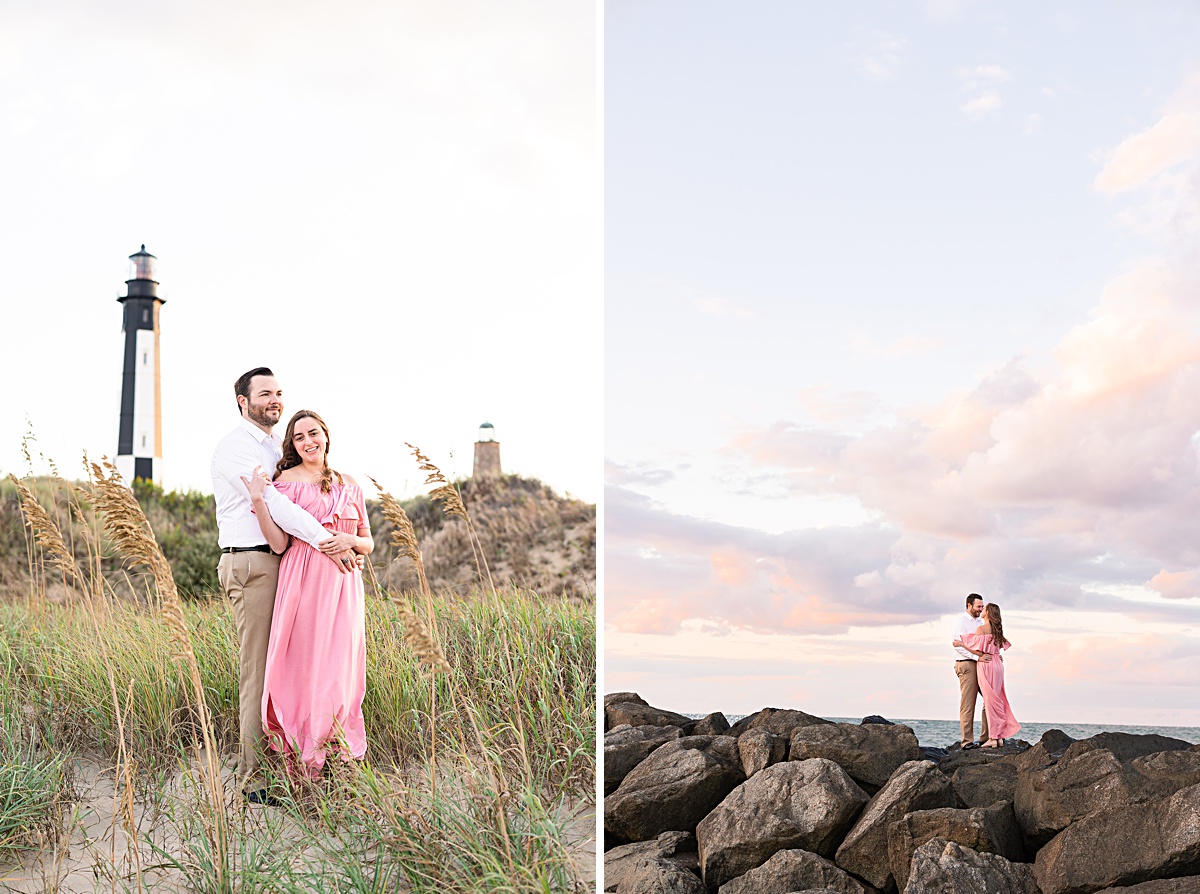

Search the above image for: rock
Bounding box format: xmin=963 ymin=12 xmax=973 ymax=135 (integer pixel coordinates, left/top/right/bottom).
xmin=604 ymin=831 xmax=698 ymax=891
xmin=738 ymin=729 xmax=789 ymax=778
xmin=903 ymin=838 xmax=1039 ymax=894
xmin=950 ymin=761 xmax=1018 ymax=809
xmin=1034 ymin=782 xmax=1200 ymax=894
xmin=1064 ymin=731 xmax=1192 ymax=764
xmin=936 ymin=740 xmax=1024 ymax=777
xmin=1130 ymin=748 xmax=1200 ymax=799
xmin=886 ymin=801 xmax=1025 ymax=891
xmin=1103 ymin=880 xmax=1200 ymax=893
xmin=919 ymin=746 xmax=948 ymax=763
xmin=607 ymin=699 xmax=696 ymax=733
xmin=833 ymin=760 xmax=956 ymax=891
xmin=1015 ymin=746 xmax=1133 ymax=846
xmin=606 ymin=692 xmax=650 ymax=709
xmin=696 ymin=759 xmax=869 ymax=891
xmin=861 ymin=715 xmax=894 ymax=725
xmin=619 ymin=857 xmax=706 ymax=894
xmin=1038 ymin=728 xmax=1076 ymax=756
xmin=1014 ymin=732 xmax=1196 ymax=848
xmin=791 ymin=722 xmax=922 ymax=791
xmin=605 ymin=736 xmax=745 ymax=843
xmin=716 ymin=849 xmax=870 ymax=894
xmin=727 ymin=707 xmax=833 ymax=739
xmin=605 ymin=724 xmax=685 ymax=794
xmin=693 ymin=712 xmax=732 ymax=736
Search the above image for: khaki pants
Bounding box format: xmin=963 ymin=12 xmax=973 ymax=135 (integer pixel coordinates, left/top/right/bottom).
xmin=218 ymin=550 xmax=281 ymax=791
xmin=955 ymin=659 xmax=989 ymax=745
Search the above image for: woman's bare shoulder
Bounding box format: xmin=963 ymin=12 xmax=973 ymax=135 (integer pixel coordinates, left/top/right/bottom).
xmin=275 ymin=467 xmax=305 ymax=483
xmin=338 ymin=471 xmax=359 ymax=487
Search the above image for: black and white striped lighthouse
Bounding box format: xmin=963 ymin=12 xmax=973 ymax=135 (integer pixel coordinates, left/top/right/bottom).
xmin=116 ymin=245 xmax=164 ymax=484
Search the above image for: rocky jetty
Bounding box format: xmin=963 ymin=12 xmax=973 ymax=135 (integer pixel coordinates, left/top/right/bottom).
xmin=603 ymin=693 xmax=1200 ymax=893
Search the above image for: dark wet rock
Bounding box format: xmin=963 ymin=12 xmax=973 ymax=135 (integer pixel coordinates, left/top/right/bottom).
xmin=1037 ymin=728 xmax=1076 ymax=756
xmin=1063 ymin=731 xmax=1192 ymax=764
xmin=1015 ymin=746 xmax=1133 ymax=846
xmin=886 ymin=801 xmax=1025 ymax=891
xmin=903 ymin=838 xmax=1039 ymax=894
xmin=727 ymin=707 xmax=833 ymax=739
xmin=919 ymin=745 xmax=948 ymax=763
xmin=936 ymin=740 xmax=1025 ymax=777
xmin=791 ymin=722 xmax=922 ymax=791
xmin=696 ymin=759 xmax=868 ymax=891
xmin=605 ymin=724 xmax=685 ymax=795
xmin=833 ymin=760 xmax=955 ymax=892
xmin=716 ymin=849 xmax=871 ymax=894
xmin=604 ymin=831 xmax=698 ymax=892
xmin=862 ymin=715 xmax=894 ymax=725
xmin=738 ymin=729 xmax=789 ymax=778
xmin=620 ymin=857 xmax=707 ymax=894
xmin=693 ymin=712 xmax=731 ymax=737
xmin=950 ymin=761 xmax=1018 ymax=809
xmin=1129 ymin=748 xmax=1200 ymax=799
xmin=605 ymin=736 xmax=744 ymax=842
xmin=1034 ymin=782 xmax=1200 ymax=894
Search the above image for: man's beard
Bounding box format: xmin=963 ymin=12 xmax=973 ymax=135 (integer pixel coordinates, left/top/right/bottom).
xmin=246 ymin=402 xmax=279 ymax=428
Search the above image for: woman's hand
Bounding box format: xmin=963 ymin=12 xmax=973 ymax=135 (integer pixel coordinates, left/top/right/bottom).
xmin=240 ymin=466 xmax=270 ymax=501
xmin=318 ymin=532 xmax=360 ymax=555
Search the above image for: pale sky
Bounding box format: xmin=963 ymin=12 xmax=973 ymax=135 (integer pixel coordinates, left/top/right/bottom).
xmin=1 ymin=1 xmax=599 ymax=502
xmin=606 ymin=1 xmax=1200 ymax=726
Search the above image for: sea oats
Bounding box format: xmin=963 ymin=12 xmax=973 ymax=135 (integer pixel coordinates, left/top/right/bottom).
xmin=9 ymin=474 xmax=87 ymax=591
xmin=395 ymin=597 xmax=452 ymax=674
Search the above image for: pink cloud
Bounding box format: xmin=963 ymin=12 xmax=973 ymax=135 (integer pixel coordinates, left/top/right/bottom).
xmin=1148 ymin=569 xmax=1199 ymax=600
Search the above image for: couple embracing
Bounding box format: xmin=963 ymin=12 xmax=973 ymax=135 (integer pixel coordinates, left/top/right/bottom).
xmin=952 ymin=592 xmax=1020 ymax=750
xmin=210 ymin=367 xmax=374 ymax=803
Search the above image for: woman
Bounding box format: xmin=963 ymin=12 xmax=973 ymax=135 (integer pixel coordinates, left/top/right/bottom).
xmin=954 ymin=603 xmax=1020 ymax=747
xmin=245 ymin=410 xmax=373 ymax=777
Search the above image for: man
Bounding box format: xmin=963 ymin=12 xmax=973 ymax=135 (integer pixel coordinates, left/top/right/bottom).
xmin=210 ymin=366 xmax=357 ymax=803
xmin=952 ymin=593 xmax=991 ymax=749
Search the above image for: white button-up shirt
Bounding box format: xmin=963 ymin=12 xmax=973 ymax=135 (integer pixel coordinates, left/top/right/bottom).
xmin=210 ymin=417 xmax=330 ymax=550
xmin=952 ymin=610 xmax=985 ymax=660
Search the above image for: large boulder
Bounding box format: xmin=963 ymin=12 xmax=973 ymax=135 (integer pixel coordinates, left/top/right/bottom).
xmin=607 ymin=696 xmax=695 ymax=733
xmin=604 ymin=831 xmax=698 ymax=892
xmin=727 ymin=707 xmax=832 ymax=739
xmin=716 ymin=849 xmax=870 ymax=894
xmin=833 ymin=760 xmax=955 ymax=892
xmin=1034 ymin=782 xmax=1200 ymax=894
xmin=950 ymin=761 xmax=1018 ymax=809
xmin=693 ymin=712 xmax=731 ymax=736
xmin=791 ymin=723 xmax=921 ymax=791
xmin=903 ymin=838 xmax=1039 ymax=894
xmin=1014 ymin=746 xmax=1133 ymax=846
xmin=886 ymin=802 xmax=1025 ymax=891
xmin=696 ymin=759 xmax=868 ymax=892
xmin=605 ymin=736 xmax=744 ymax=843
xmin=738 ymin=729 xmax=788 ymax=778
xmin=618 ymin=857 xmax=706 ymax=894
xmin=1015 ymin=732 xmax=1196 ymax=847
xmin=605 ymin=724 xmax=685 ymax=794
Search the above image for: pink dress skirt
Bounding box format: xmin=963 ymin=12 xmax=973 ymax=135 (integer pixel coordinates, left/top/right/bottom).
xmin=261 ymin=481 xmax=368 ymax=777
xmin=960 ymin=631 xmax=1021 ymax=741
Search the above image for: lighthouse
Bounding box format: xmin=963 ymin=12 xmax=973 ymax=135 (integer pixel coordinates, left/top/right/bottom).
xmin=472 ymin=421 xmax=501 ymax=478
xmin=116 ymin=245 xmax=164 ymax=485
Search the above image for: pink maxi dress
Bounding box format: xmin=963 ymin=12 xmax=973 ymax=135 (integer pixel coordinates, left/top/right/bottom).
xmin=960 ymin=631 xmax=1021 ymax=741
xmin=260 ymin=481 xmax=369 ymax=777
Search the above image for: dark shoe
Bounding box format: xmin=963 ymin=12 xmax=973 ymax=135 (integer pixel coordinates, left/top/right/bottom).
xmin=245 ymin=789 xmax=283 ymax=807
xmin=962 ymin=741 xmax=980 ymax=750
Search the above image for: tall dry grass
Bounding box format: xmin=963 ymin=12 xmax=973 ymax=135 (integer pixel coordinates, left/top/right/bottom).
xmin=2 ymin=448 xmax=594 ymax=892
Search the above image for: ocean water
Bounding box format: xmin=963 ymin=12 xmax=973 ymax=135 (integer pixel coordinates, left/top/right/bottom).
xmin=689 ymin=714 xmax=1200 ymax=749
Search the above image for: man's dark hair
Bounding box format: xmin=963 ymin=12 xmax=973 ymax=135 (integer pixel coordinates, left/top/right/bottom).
xmin=234 ymin=367 xmax=274 ymax=415
xmin=966 ymin=593 xmax=984 ymax=608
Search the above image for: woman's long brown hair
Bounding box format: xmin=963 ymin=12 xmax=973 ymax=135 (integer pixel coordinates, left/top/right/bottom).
xmin=985 ymin=603 xmax=1009 ymax=649
xmin=274 ymin=410 xmax=343 ymax=492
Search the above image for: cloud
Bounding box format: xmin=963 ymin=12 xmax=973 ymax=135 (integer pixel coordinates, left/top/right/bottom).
xmin=606 ymin=459 xmax=675 ymax=488
xmin=848 ymin=30 xmax=908 ymax=81
xmin=961 ymin=91 xmax=1003 ymax=118
xmin=1095 ymin=112 xmax=1200 ymax=194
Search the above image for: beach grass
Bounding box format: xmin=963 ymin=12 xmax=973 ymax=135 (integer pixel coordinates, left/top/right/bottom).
xmin=0 ymin=460 xmax=595 ymax=892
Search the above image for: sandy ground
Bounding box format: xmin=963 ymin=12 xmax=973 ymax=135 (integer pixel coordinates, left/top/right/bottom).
xmin=1 ymin=757 xmax=597 ymax=893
